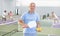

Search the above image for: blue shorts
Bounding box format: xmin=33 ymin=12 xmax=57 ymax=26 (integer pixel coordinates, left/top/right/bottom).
xmin=23 ymin=28 xmax=37 ymax=36
xmin=24 ymin=33 xmax=37 ymax=36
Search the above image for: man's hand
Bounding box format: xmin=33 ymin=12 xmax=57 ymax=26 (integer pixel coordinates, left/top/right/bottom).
xmin=36 ymin=22 xmax=41 ymax=32
xmin=22 ymin=24 xmax=29 ymax=28
xmin=36 ymin=27 xmax=42 ymax=32
xmin=18 ymin=20 xmax=29 ymax=28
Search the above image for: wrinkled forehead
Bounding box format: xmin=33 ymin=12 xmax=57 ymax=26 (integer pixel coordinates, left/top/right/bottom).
xmin=30 ymin=3 xmax=36 ymax=6
xmin=52 ymin=12 xmax=54 ymax=13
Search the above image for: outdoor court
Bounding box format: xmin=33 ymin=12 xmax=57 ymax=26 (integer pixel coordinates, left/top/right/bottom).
xmin=0 ymin=16 xmax=60 ymax=36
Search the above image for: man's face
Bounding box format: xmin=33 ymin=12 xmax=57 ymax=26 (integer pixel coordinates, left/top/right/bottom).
xmin=29 ymin=3 xmax=35 ymax=12
xmin=52 ymin=12 xmax=54 ymax=14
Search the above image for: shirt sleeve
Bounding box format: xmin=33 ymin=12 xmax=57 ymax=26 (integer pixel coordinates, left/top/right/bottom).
xmin=36 ymin=14 xmax=40 ymax=22
xmin=20 ymin=14 xmax=25 ymax=21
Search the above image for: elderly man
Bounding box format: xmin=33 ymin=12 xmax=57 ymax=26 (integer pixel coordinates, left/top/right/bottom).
xmin=50 ymin=12 xmax=59 ymax=23
xmin=19 ymin=3 xmax=40 ymax=36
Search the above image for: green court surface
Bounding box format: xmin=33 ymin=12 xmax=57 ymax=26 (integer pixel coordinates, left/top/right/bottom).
xmin=0 ymin=19 xmax=60 ymax=36
xmin=0 ymin=22 xmax=18 ymax=36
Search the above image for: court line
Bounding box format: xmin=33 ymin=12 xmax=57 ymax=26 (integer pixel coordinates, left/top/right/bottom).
xmin=0 ymin=20 xmax=18 ymax=25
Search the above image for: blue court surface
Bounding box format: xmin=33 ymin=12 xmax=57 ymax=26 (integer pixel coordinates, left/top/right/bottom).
xmin=0 ymin=16 xmax=60 ymax=36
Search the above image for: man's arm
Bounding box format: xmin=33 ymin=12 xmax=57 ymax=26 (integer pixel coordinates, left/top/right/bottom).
xmin=36 ymin=21 xmax=42 ymax=32
xmin=36 ymin=21 xmax=40 ymax=28
xmin=19 ymin=20 xmax=24 ymax=26
xmin=19 ymin=20 xmax=29 ymax=28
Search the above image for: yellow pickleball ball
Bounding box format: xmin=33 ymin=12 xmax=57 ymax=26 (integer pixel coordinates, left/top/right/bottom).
xmin=36 ymin=27 xmax=42 ymax=32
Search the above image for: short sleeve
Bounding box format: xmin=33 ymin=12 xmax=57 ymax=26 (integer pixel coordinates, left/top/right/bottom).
xmin=20 ymin=14 xmax=25 ymax=21
xmin=36 ymin=14 xmax=40 ymax=22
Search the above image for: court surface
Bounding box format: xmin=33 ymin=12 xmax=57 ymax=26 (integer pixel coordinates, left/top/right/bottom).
xmin=0 ymin=15 xmax=60 ymax=36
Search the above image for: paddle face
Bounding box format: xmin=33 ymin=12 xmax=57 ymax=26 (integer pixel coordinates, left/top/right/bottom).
xmin=28 ymin=21 xmax=37 ymax=28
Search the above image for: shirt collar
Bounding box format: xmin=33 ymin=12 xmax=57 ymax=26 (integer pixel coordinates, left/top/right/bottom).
xmin=28 ymin=11 xmax=35 ymax=14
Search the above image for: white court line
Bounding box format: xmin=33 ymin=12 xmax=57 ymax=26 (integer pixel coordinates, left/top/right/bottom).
xmin=0 ymin=20 xmax=18 ymax=25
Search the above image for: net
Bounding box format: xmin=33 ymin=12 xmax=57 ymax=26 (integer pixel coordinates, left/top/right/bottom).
xmin=0 ymin=20 xmax=18 ymax=36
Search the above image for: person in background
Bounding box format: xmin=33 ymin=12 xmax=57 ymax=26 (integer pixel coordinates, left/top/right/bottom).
xmin=50 ymin=11 xmax=59 ymax=23
xmin=2 ymin=10 xmax=7 ymax=21
xmin=16 ymin=9 xmax=19 ymax=15
xmin=8 ymin=11 xmax=13 ymax=20
xmin=19 ymin=2 xmax=40 ymax=36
